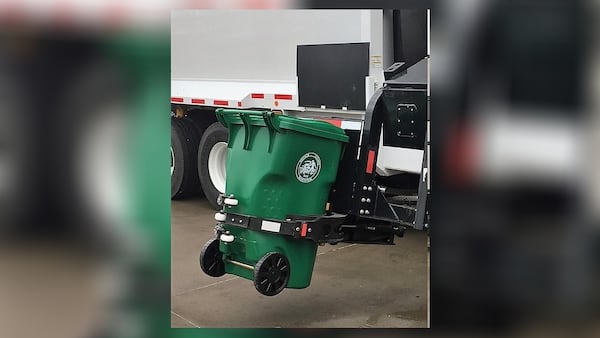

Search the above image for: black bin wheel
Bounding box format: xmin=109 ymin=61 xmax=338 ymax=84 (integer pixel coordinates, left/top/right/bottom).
xmin=199 ymin=238 xmax=225 ymax=277
xmin=253 ymin=252 xmax=290 ymax=296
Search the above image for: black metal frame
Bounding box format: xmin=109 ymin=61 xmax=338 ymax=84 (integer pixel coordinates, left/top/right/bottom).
xmin=213 ymin=59 xmax=429 ymax=246
xmin=328 ymin=58 xmax=429 ymax=242
xmin=215 ymin=211 xmax=348 ymax=244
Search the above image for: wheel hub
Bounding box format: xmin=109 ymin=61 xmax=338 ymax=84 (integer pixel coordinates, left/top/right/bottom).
xmin=253 ymin=252 xmax=290 ymax=296
xmin=200 ymin=239 xmax=226 ymax=277
xmin=207 ymin=141 xmax=227 ymax=193
xmin=170 ymin=146 xmax=175 ymax=177
xmin=267 ymin=267 xmax=280 ymax=282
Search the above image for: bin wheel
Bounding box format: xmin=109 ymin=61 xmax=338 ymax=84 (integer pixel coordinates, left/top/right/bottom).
xmin=253 ymin=252 xmax=290 ymax=296
xmin=199 ymin=239 xmax=225 ymax=277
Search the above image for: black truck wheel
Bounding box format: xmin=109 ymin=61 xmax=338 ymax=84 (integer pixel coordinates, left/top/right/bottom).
xmin=171 ymin=116 xmax=201 ymax=199
xmin=199 ymin=238 xmax=226 ymax=277
xmin=198 ymin=122 xmax=229 ymax=209
xmin=253 ymin=252 xmax=290 ymax=296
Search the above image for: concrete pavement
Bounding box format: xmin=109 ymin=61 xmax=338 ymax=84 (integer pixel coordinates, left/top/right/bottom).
xmin=171 ymin=197 xmax=428 ymax=328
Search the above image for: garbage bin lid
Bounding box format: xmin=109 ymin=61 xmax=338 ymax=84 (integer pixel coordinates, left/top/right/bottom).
xmin=216 ymin=109 xmax=349 ymax=143
xmin=278 ymin=116 xmax=349 ymax=143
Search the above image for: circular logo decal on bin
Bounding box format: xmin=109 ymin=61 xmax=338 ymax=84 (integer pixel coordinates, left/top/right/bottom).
xmin=295 ymin=152 xmax=322 ymax=183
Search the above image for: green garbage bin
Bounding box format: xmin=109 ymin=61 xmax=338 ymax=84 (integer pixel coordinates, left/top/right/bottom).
xmin=217 ymin=109 xmax=349 ymax=220
xmin=200 ymin=109 xmax=349 ymax=296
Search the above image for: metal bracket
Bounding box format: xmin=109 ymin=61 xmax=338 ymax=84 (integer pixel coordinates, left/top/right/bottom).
xmin=218 ymin=212 xmax=347 ymax=244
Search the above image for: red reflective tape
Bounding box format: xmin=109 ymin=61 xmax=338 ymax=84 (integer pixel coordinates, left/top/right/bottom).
xmin=53 ymin=2 xmax=76 ymax=27
xmin=237 ymin=101 xmax=242 ymax=107
xmin=444 ymin=124 xmax=478 ymax=186
xmin=214 ymin=100 xmax=229 ymax=106
xmin=300 ymin=223 xmax=308 ymax=237
xmin=251 ymin=93 xmax=264 ymax=99
xmin=274 ymin=94 xmax=293 ymax=100
xmin=105 ymin=4 xmax=128 ymax=26
xmin=171 ymin=97 xmax=184 ymax=103
xmin=366 ymin=150 xmax=376 ymax=174
xmin=322 ymin=119 xmax=342 ymax=127
xmin=191 ymin=98 xmax=205 ymax=104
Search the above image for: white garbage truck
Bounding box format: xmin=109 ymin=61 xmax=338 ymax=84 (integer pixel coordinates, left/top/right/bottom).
xmin=171 ymin=9 xmax=430 ymax=238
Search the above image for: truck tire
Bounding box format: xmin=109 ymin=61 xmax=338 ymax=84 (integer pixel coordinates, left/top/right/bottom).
xmin=171 ymin=116 xmax=201 ymax=199
xmin=186 ymin=108 xmax=217 ymax=138
xmin=198 ymin=122 xmax=229 ymax=210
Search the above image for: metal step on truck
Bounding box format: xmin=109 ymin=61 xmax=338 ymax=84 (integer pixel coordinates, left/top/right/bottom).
xmin=171 ymin=9 xmax=430 ymax=255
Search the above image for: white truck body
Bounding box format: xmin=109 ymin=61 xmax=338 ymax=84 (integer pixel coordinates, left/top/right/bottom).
xmin=171 ymin=9 xmax=426 ymax=177
xmin=171 ymin=9 xmax=387 ymax=111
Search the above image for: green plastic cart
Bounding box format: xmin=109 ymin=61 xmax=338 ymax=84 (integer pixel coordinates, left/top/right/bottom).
xmin=200 ymin=109 xmax=348 ymax=296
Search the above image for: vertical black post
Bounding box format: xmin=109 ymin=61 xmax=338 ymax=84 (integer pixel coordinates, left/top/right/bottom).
xmin=352 ymin=88 xmax=386 ymax=217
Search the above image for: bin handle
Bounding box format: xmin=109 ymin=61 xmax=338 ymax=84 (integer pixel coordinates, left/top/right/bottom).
xmin=216 ymin=109 xmax=281 ymax=132
xmin=216 ymin=108 xmax=263 ymax=126
xmin=262 ymin=111 xmax=282 ymax=133
xmin=215 ymin=108 xmax=229 ymax=127
xmin=239 ymin=113 xmax=253 ymax=150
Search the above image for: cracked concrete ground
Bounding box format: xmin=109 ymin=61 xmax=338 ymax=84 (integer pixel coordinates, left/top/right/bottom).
xmin=171 ymin=197 xmax=429 ymax=328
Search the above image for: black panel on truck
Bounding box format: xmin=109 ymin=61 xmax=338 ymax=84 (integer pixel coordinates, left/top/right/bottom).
xmin=297 ymin=42 xmax=369 ymax=111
